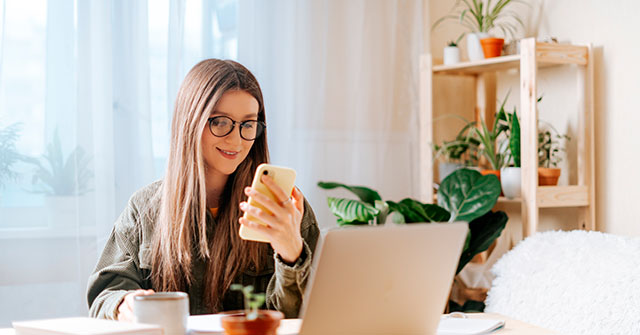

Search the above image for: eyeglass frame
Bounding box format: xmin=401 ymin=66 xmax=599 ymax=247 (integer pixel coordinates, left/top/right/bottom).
xmin=206 ymin=116 xmax=267 ymax=141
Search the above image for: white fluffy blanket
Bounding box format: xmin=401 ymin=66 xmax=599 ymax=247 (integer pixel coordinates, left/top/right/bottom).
xmin=485 ymin=230 xmax=640 ymax=335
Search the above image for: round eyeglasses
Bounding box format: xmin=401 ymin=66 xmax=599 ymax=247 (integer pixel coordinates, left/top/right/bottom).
xmin=207 ymin=116 xmax=266 ymax=141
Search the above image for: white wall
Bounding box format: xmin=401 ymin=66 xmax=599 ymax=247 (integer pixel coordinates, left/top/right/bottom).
xmin=429 ymin=0 xmax=640 ymax=236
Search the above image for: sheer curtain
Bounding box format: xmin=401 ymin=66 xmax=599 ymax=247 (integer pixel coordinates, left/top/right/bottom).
xmin=0 ymin=0 xmax=425 ymax=326
xmin=0 ymin=0 xmax=237 ymax=325
xmin=237 ymin=0 xmax=425 ymax=228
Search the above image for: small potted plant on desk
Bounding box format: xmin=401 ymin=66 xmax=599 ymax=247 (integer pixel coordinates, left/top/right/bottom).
xmin=221 ymin=284 xmax=283 ymax=335
xmin=538 ymin=123 xmax=570 ymax=186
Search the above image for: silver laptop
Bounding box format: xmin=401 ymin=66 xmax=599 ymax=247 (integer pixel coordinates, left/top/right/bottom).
xmin=298 ymin=222 xmax=468 ymax=335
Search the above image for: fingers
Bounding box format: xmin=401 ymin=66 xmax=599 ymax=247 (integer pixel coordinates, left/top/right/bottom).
xmin=239 ymin=216 xmax=272 ymax=236
xmin=240 ymin=201 xmax=282 ymax=228
xmin=117 ymin=289 xmax=155 ymax=322
xmin=260 ymin=175 xmax=290 ymax=205
xmin=244 ymin=187 xmax=285 ymax=216
xmin=292 ymin=187 xmax=304 ymax=212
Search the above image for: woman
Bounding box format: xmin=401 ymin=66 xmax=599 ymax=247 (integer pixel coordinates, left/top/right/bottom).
xmin=87 ymin=59 xmax=319 ymax=320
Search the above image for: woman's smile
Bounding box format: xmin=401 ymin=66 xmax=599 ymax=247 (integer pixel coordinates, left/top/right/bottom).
xmin=217 ymin=147 xmax=240 ymax=159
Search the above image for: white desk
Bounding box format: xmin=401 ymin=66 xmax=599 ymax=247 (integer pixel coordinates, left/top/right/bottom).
xmin=467 ymin=313 xmax=558 ymax=335
xmin=2 ymin=313 xmax=557 ymax=335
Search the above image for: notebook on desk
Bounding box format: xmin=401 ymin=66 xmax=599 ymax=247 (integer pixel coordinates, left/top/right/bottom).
xmin=297 ymin=222 xmax=468 ymax=335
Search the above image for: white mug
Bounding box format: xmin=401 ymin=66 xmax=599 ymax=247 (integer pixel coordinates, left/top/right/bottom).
xmin=134 ymin=292 xmax=189 ymax=335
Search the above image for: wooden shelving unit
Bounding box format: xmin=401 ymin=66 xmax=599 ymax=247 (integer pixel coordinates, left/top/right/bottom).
xmin=419 ymin=38 xmax=596 ymax=238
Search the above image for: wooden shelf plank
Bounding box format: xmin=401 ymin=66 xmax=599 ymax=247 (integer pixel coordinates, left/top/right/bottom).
xmin=537 ymin=185 xmax=589 ymax=208
xmin=432 ymin=43 xmax=588 ymax=76
xmin=496 ymin=186 xmax=589 ymax=208
xmin=536 ymin=42 xmax=588 ymax=66
xmin=433 ymin=55 xmax=520 ymax=75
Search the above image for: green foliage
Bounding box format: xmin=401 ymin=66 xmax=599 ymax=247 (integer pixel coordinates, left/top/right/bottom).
xmin=318 ymin=168 xmax=507 ymax=274
xmin=433 ymin=118 xmax=481 ymax=166
xmin=31 ymin=130 xmax=93 ymax=196
xmin=432 ymin=0 xmax=527 ymax=39
xmin=317 ymin=181 xmax=381 ymax=205
xmin=508 ymin=108 xmax=521 ymax=167
xmin=326 ymin=197 xmax=378 ymax=226
xmin=230 ymin=284 xmax=266 ymax=321
xmin=447 ymin=33 xmax=465 ymax=47
xmin=0 ymin=123 xmax=26 ymax=189
xmin=538 ymin=124 xmax=570 ymax=168
xmin=438 ymin=169 xmax=501 ymax=222
xmin=456 ymin=210 xmax=508 ymax=273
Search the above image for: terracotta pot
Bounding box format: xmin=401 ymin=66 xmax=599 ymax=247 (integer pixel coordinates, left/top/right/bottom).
xmin=538 ymin=167 xmax=561 ymax=186
xmin=481 ymin=170 xmax=502 ymax=196
xmin=220 ymin=310 xmax=283 ymax=335
xmin=480 ymin=37 xmax=504 ymax=58
xmin=480 ymin=169 xmax=501 ymax=179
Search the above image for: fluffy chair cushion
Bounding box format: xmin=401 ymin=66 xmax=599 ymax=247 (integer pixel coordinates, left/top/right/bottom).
xmin=485 ymin=230 xmax=640 ymax=335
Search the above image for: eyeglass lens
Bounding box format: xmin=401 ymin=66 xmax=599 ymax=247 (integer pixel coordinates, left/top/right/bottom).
xmin=208 ymin=116 xmax=264 ymax=140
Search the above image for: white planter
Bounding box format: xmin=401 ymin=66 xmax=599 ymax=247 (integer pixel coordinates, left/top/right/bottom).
xmin=443 ymin=46 xmax=460 ymax=65
xmin=500 ymin=167 xmax=521 ymax=199
xmin=466 ymin=32 xmax=489 ymax=61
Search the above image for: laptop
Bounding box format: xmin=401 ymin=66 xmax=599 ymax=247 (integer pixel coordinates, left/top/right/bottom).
xmin=297 ymin=222 xmax=468 ymax=335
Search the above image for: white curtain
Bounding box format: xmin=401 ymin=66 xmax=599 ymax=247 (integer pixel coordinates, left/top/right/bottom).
xmin=0 ymin=0 xmax=425 ymax=326
xmin=237 ymin=0 xmax=425 ymax=229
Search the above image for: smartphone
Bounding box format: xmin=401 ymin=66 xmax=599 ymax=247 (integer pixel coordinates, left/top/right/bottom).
xmin=239 ymin=163 xmax=297 ymax=243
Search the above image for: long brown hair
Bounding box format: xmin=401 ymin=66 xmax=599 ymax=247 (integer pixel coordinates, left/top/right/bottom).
xmin=151 ymin=59 xmax=270 ymax=311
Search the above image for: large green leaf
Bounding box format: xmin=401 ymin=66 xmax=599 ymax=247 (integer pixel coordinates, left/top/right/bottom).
xmin=317 ymin=182 xmax=382 ymax=205
xmin=326 ymin=197 xmax=378 ymax=226
xmin=456 ymin=211 xmax=508 ymax=274
xmin=386 ymin=199 xmax=451 ymax=223
xmin=438 ymin=169 xmax=500 ymax=222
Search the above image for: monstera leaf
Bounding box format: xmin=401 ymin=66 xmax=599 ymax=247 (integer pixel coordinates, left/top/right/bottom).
xmin=438 ymin=169 xmax=500 ymax=222
xmin=456 ymin=210 xmax=508 ymax=274
xmin=387 ymin=198 xmax=451 ymax=223
xmin=318 ymin=181 xmax=382 ymax=205
xmin=326 ymin=197 xmax=379 ymax=226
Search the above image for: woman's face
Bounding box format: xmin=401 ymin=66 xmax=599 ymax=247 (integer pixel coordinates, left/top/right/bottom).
xmin=201 ymin=90 xmax=260 ymax=177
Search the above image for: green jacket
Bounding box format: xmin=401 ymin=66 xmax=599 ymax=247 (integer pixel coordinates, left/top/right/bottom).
xmin=87 ymin=181 xmax=320 ymax=319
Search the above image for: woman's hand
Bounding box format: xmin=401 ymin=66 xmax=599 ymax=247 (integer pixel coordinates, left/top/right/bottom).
xmin=239 ymin=175 xmax=305 ymax=264
xmin=117 ymin=289 xmax=155 ymax=322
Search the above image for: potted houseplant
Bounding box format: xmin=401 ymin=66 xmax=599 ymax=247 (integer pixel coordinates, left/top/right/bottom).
xmin=538 ymin=123 xmax=570 ymax=186
xmin=318 ymin=168 xmax=507 ymax=275
xmin=500 ymin=107 xmax=521 ymax=199
xmin=0 ymin=123 xmax=28 ymax=190
xmin=30 ymin=130 xmax=93 ymax=226
xmin=221 ymin=284 xmax=283 ymax=335
xmin=432 ymin=0 xmax=525 ymax=60
xmin=443 ymin=35 xmax=464 ymax=65
xmin=433 ymin=119 xmax=480 ymax=183
xmin=318 ymin=169 xmax=508 ymax=312
xmin=470 ymin=97 xmax=510 ymax=180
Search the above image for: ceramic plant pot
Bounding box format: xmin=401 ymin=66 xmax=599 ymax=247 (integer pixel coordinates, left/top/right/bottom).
xmin=466 ymin=32 xmax=489 ymax=61
xmin=443 ymin=46 xmax=461 ymax=65
xmin=480 ymin=37 xmax=504 ymax=58
xmin=500 ymin=167 xmax=521 ymax=199
xmin=480 ymin=169 xmax=501 ymax=180
xmin=538 ymin=167 xmax=561 ymax=186
xmin=481 ymin=169 xmax=502 ymax=196
xmin=221 ymin=310 xmax=283 ymax=335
